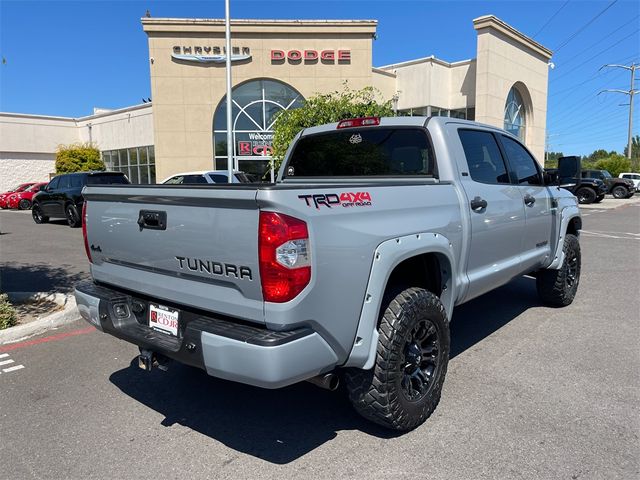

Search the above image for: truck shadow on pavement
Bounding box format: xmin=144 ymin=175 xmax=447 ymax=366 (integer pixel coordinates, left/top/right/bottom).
xmin=109 ymin=276 xmax=540 ymax=464
xmin=0 ymin=263 xmax=88 ymax=293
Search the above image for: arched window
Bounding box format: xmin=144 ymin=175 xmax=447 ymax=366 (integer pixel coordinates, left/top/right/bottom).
xmin=504 ymin=87 xmax=526 ymax=141
xmin=213 ymin=79 xmax=304 ymax=178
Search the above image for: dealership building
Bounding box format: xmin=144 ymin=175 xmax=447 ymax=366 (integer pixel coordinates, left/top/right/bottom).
xmin=0 ymin=15 xmax=551 ymax=190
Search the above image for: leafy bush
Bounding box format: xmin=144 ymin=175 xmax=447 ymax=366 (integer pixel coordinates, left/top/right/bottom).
xmin=594 ymin=155 xmax=632 ymax=178
xmin=55 ymin=143 xmax=104 ymax=173
xmin=271 ymin=85 xmax=395 ymax=172
xmin=0 ymin=293 xmax=17 ymax=330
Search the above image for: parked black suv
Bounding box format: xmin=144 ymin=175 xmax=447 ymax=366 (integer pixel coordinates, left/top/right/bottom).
xmin=32 ymin=171 xmax=129 ymax=227
xmin=581 ymin=169 xmax=636 ymax=199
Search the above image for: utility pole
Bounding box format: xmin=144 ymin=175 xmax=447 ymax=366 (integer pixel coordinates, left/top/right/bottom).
xmin=598 ymin=63 xmax=639 ymax=159
xmin=545 ymin=133 xmax=560 ymax=164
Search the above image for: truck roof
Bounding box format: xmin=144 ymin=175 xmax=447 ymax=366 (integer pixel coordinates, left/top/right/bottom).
xmin=300 ymin=116 xmax=513 ymax=138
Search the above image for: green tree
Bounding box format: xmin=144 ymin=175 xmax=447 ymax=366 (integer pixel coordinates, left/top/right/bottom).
xmin=271 ymin=85 xmax=394 ymax=172
xmin=55 ymin=143 xmax=104 ymax=173
xmin=623 ymin=134 xmax=640 ymax=171
xmin=587 ymin=149 xmax=610 ymax=162
xmin=594 ymin=154 xmax=631 ymax=177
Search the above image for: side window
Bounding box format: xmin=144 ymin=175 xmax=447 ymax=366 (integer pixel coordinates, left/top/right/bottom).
xmin=70 ymin=175 xmax=83 ymax=188
xmin=458 ymin=130 xmax=510 ymax=185
xmin=182 ymin=175 xmax=208 ymax=184
xmin=500 ymin=136 xmax=542 ymax=186
xmin=164 ymin=176 xmax=184 ymax=185
xmin=58 ymin=175 xmax=71 ymax=189
xmin=209 ymin=174 xmax=229 ymax=183
xmin=47 ymin=177 xmax=60 ymax=190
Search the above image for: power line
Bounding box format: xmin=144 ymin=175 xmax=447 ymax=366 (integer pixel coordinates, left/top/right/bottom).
xmin=550 ymin=14 xmax=639 ymax=71
xmin=550 ymin=64 xmax=626 ymax=98
xmin=551 ymin=28 xmax=639 ymax=82
xmin=554 ymin=0 xmax=619 ymax=53
xmin=533 ymin=0 xmax=570 ymax=38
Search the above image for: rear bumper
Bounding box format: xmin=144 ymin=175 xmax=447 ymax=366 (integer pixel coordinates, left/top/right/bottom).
xmin=74 ymin=281 xmax=338 ymax=388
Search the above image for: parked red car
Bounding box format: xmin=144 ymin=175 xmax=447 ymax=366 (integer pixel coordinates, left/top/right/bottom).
xmin=0 ymin=183 xmax=36 ymax=209
xmin=7 ymin=182 xmax=48 ymax=210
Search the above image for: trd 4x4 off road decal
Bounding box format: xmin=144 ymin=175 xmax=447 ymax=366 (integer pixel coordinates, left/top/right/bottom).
xmin=298 ymin=192 xmax=372 ymax=209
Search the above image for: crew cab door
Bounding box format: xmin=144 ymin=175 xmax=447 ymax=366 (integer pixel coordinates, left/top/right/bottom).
xmin=499 ymin=135 xmax=554 ymax=272
xmin=456 ymin=129 xmax=526 ymax=301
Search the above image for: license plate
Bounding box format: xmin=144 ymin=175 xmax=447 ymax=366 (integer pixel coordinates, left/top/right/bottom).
xmin=149 ymin=303 xmax=179 ymax=336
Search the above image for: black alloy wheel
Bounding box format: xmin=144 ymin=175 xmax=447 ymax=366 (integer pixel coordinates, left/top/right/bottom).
xmin=575 ymin=187 xmax=596 ymax=204
xmin=18 ymin=199 xmax=31 ymax=210
xmin=66 ymin=204 xmax=81 ymax=228
xmin=536 ymin=233 xmax=581 ymax=307
xmin=401 ymin=319 xmax=441 ymax=401
xmin=611 ymin=185 xmax=628 ymax=199
xmin=345 ymin=287 xmax=450 ymax=431
xmin=32 ymin=204 xmax=48 ymax=224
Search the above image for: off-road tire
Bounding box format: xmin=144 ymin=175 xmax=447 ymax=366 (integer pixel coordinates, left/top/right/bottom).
xmin=594 ymin=195 xmax=604 ymax=203
xmin=612 ymin=185 xmax=628 ymax=199
xmin=536 ymin=233 xmax=581 ymax=307
xmin=18 ymin=199 xmax=31 ymax=210
xmin=345 ymin=287 xmax=450 ymax=431
xmin=575 ymin=187 xmax=596 ymax=204
xmin=31 ymin=204 xmax=49 ymax=224
xmin=65 ymin=204 xmax=81 ymax=228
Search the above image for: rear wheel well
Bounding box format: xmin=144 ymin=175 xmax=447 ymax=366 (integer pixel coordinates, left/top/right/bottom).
xmin=385 ymin=253 xmax=445 ymax=302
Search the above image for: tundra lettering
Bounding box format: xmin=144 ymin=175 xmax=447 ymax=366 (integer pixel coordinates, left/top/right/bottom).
xmin=175 ymin=256 xmax=252 ymax=280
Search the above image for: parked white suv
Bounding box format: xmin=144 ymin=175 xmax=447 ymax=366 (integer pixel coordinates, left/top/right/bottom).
xmin=619 ymin=173 xmax=640 ymax=190
xmin=161 ymin=170 xmax=251 ymax=184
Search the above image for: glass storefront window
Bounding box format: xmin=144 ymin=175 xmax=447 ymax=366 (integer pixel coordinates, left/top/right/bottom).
xmin=213 ymin=79 xmax=304 ymax=178
xmin=504 ymin=87 xmax=526 ymax=141
xmin=101 ymin=145 xmax=156 ymax=184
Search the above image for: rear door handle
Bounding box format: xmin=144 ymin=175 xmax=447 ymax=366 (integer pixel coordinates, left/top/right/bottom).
xmin=470 ymin=196 xmax=488 ymax=212
xmin=524 ymin=194 xmax=536 ymax=206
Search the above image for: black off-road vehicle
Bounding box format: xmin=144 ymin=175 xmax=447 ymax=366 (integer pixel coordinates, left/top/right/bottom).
xmin=581 ymin=169 xmax=636 ymax=199
xmin=546 ymin=158 xmax=607 ymax=204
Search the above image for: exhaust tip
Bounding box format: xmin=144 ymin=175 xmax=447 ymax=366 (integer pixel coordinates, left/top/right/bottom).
xmin=306 ymin=372 xmax=339 ymax=391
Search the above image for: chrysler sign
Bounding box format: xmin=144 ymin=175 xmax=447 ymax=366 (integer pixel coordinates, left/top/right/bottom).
xmin=172 ymin=45 xmax=251 ymax=64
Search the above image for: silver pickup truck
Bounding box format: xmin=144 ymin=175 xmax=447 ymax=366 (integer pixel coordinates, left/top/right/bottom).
xmin=75 ymin=116 xmax=582 ymax=431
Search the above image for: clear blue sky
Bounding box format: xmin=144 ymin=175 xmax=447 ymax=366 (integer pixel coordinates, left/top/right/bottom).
xmin=1 ymin=0 xmax=638 ymax=156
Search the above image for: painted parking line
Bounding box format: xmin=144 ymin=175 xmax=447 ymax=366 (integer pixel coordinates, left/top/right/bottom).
xmin=581 ymin=230 xmax=640 ymax=240
xmin=0 ymin=353 xmax=24 ymax=374
xmin=2 ymin=364 xmax=25 ymax=373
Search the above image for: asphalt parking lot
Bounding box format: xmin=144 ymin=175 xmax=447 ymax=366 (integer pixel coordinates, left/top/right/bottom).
xmin=0 ymin=204 xmax=639 ymax=479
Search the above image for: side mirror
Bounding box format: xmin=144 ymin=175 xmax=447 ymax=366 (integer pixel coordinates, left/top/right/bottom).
xmin=557 ymin=156 xmax=581 ymax=188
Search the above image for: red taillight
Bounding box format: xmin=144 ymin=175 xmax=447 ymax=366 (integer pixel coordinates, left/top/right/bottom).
xmin=336 ymin=116 xmax=380 ymax=129
xmin=259 ymin=211 xmax=311 ymax=303
xmin=82 ymin=201 xmax=92 ymax=263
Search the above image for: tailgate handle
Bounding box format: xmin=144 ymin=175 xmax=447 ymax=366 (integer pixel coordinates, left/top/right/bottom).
xmin=137 ymin=210 xmax=167 ymax=231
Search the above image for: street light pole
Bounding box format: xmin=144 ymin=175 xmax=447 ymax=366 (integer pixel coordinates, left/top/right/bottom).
xmin=224 ymin=0 xmax=234 ymax=182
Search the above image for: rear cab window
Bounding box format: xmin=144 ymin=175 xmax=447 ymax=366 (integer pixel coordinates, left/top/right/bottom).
xmin=284 ymin=127 xmax=436 ymax=178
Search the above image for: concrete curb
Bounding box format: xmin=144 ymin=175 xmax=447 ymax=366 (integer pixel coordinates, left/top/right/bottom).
xmin=0 ymin=293 xmax=80 ymax=345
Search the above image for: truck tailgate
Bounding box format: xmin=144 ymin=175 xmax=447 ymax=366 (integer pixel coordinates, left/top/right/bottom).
xmin=82 ymin=186 xmax=264 ymax=324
